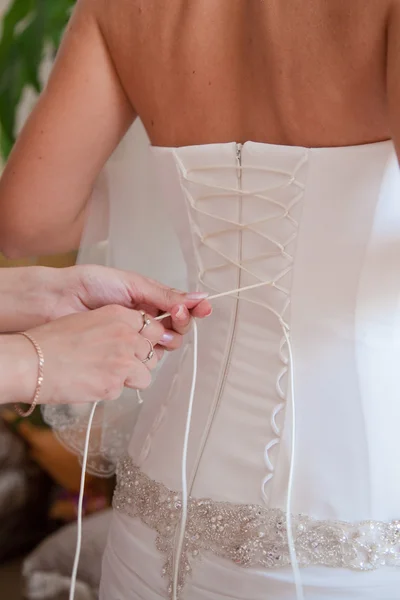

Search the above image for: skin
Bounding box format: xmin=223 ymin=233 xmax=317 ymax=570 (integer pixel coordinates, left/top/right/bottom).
xmin=0 ymin=265 xmax=212 ymax=406
xmin=0 ymin=264 xmax=210 ymax=332
xmin=0 ymin=0 xmax=398 ymax=257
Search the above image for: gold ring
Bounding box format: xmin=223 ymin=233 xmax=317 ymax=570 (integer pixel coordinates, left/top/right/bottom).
xmin=141 ymin=339 xmax=154 ymax=364
xmin=138 ymin=311 xmax=151 ymax=334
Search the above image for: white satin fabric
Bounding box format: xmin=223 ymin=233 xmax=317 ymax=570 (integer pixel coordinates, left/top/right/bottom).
xmin=43 ymin=121 xmax=188 ymax=477
xmin=98 ymin=138 xmax=400 ymax=599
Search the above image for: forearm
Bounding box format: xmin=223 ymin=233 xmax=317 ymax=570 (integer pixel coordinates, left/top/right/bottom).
xmin=0 ymin=267 xmax=53 ymax=332
xmin=0 ymin=334 xmax=35 ymax=405
xmin=0 ymin=0 xmax=134 ymax=260
xmin=0 ymin=194 xmax=86 ymax=259
xmin=0 ymin=93 xmax=91 ymax=259
xmin=0 ymin=224 xmax=83 ymax=260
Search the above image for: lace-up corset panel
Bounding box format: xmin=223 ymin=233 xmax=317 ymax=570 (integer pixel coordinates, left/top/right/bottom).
xmin=127 ymin=140 xmax=400 ymax=524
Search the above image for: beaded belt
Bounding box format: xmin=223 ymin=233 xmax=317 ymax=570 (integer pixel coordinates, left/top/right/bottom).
xmin=113 ymin=456 xmax=400 ymax=598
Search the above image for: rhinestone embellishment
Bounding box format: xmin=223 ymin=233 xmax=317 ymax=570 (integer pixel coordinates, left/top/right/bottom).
xmin=113 ymin=457 xmax=400 ymax=598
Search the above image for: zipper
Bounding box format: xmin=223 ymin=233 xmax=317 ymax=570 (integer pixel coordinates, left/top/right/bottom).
xmin=188 ymin=143 xmax=244 ymax=493
xmin=236 ymin=142 xmax=243 ymax=184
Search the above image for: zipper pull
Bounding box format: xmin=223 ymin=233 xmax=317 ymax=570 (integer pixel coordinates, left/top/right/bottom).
xmin=236 ymin=143 xmax=243 ymax=164
xmin=236 ymin=143 xmax=243 ymax=184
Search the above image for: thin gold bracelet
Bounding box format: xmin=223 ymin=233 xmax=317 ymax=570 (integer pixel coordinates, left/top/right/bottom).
xmin=14 ymin=332 xmax=44 ymax=418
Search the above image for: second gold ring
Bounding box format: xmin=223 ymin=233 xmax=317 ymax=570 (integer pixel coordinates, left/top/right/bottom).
xmin=141 ymin=339 xmax=155 ymax=364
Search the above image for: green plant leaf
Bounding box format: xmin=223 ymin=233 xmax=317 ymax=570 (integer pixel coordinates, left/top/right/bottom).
xmin=0 ymin=0 xmax=34 ymax=52
xmin=0 ymin=0 xmax=75 ymax=159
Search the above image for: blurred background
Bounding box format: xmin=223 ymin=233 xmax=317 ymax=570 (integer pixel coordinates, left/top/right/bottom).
xmin=0 ymin=2 xmax=114 ymax=598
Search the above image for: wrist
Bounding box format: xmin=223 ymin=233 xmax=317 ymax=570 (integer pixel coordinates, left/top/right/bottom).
xmin=0 ymin=334 xmax=37 ymax=406
xmin=0 ymin=266 xmax=58 ymax=332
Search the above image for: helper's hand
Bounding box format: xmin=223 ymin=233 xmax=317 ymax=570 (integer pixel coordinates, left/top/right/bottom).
xmin=55 ymin=264 xmax=212 ymax=343
xmin=6 ymin=305 xmax=172 ymax=407
xmin=2 ymin=264 xmax=211 ymax=341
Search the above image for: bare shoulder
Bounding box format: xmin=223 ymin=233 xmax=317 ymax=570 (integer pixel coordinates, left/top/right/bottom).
xmin=59 ymin=0 xmax=105 ymax=48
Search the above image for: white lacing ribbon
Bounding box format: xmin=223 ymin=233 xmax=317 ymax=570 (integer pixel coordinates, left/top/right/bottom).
xmin=163 ymin=152 xmax=307 ymax=600
xmin=70 ymin=152 xmax=308 ymax=600
xmin=165 ymin=289 xmax=303 ymax=600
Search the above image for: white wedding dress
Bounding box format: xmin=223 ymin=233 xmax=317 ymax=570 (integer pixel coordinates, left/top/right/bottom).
xmin=98 ymin=139 xmax=400 ymax=600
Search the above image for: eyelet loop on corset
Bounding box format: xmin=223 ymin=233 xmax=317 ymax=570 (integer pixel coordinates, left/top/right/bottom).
xmin=171 ymin=149 xmax=308 ymax=499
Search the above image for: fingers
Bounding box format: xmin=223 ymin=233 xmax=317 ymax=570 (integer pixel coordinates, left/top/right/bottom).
xmin=79 ymin=266 xmax=213 ymax=322
xmin=136 ymin=311 xmax=184 ymax=350
xmin=101 ymin=305 xmax=164 ymax=344
xmin=157 ymin=329 xmax=183 ymax=351
xmin=104 ymin=305 xmax=186 ymax=351
xmin=134 ymin=335 xmax=159 ymax=371
xmin=161 ymin=299 xmax=213 ymax=336
xmin=122 ymin=272 xmax=187 ymax=310
xmin=136 ymin=314 xmax=165 ymax=345
xmin=123 ymin=333 xmax=160 ymax=391
xmin=169 ymin=305 xmax=192 ymax=335
xmin=124 ymin=360 xmax=152 ymax=390
xmin=99 ymin=299 xmax=210 ymax=361
xmin=189 ymin=299 xmax=213 ymax=319
xmin=124 ymin=336 xmax=168 ymax=391
xmin=122 ymin=270 xmax=211 ymax=314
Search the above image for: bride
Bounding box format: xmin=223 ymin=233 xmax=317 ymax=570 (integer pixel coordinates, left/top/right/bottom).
xmin=1 ymin=1 xmax=400 ymax=599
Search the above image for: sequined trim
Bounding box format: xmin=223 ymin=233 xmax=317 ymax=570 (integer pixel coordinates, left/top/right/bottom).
xmin=113 ymin=457 xmax=400 ymax=598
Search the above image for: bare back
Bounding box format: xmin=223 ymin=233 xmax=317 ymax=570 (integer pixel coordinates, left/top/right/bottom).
xmin=103 ymin=0 xmax=393 ymax=148
xmin=1 ymin=0 xmax=399 ymax=257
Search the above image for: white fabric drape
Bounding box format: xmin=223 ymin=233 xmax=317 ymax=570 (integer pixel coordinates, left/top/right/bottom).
xmin=42 ymin=119 xmax=187 ymax=476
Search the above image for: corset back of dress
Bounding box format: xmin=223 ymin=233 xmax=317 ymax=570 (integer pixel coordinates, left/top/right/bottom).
xmin=122 ymin=140 xmax=400 ymax=525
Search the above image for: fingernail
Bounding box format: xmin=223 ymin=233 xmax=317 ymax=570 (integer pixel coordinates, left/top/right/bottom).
xmin=185 ymin=292 xmax=209 ymax=301
xmin=204 ymin=306 xmax=213 ymax=317
xmin=175 ymin=305 xmax=188 ymax=321
xmin=160 ymin=332 xmax=174 ymax=346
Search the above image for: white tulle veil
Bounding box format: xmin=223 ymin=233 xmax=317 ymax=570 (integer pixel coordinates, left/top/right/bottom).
xmin=42 ymin=119 xmax=187 ymax=476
